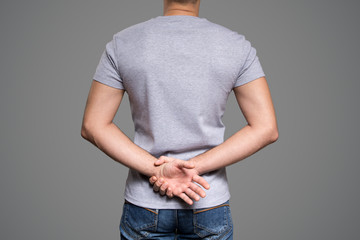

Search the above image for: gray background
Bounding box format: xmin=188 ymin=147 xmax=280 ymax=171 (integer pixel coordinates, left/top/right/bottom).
xmin=1 ymin=0 xmax=359 ymax=239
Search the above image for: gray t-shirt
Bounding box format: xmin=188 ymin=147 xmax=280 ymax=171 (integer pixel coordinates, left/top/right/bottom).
xmin=93 ymin=15 xmax=265 ymax=209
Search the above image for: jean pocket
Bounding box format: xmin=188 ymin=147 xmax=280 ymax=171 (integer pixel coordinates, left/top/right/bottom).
xmin=120 ymin=202 xmax=158 ymax=239
xmin=194 ymin=202 xmax=233 ymax=239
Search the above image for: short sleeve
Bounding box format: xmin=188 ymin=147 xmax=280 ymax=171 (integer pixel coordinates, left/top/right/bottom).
xmin=92 ymin=38 xmax=125 ymax=90
xmin=233 ymin=39 xmax=265 ymax=88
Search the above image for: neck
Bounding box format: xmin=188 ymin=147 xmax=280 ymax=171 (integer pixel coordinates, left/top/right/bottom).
xmin=163 ymin=0 xmax=200 ymax=17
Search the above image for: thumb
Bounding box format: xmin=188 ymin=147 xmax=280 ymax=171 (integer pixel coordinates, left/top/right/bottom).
xmin=176 ymin=160 xmax=195 ymax=169
xmin=154 ymin=156 xmax=170 ymax=166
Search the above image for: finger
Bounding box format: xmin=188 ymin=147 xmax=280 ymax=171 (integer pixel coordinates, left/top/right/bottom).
xmin=178 ymin=193 xmax=193 ymax=205
xmin=192 ymin=175 xmax=210 ymax=190
xmin=149 ymin=176 xmax=157 ymax=185
xmin=183 ymin=161 xmax=195 ymax=169
xmin=175 ymin=160 xmax=194 ymax=169
xmin=155 ymin=156 xmax=172 ymax=166
xmin=159 ymin=182 xmax=169 ymax=196
xmin=153 ymin=184 xmax=160 ymax=192
xmin=154 ymin=157 xmax=166 ymax=166
xmin=166 ymin=187 xmax=174 ymax=198
xmin=185 ymin=188 xmax=200 ymax=202
xmin=153 ymin=178 xmax=164 ymax=192
xmin=189 ymin=182 xmax=206 ymax=198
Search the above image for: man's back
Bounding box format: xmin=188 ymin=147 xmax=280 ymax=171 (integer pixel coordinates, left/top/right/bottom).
xmin=93 ymin=14 xmax=265 ymax=209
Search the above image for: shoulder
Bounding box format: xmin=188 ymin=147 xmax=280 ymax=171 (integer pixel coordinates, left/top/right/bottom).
xmin=203 ymin=19 xmax=247 ymax=44
xmin=110 ymin=18 xmax=153 ymax=43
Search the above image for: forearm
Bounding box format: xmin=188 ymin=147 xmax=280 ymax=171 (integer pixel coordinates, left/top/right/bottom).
xmin=190 ymin=124 xmax=278 ymax=175
xmin=82 ymin=122 xmax=159 ymax=177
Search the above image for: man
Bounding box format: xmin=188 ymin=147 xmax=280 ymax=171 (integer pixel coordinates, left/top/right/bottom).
xmin=81 ymin=0 xmax=278 ymax=239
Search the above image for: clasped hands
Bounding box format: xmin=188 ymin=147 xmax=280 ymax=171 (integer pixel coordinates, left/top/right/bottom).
xmin=149 ymin=156 xmax=210 ymax=205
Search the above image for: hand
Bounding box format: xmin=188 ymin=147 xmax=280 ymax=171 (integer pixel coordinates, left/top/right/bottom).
xmin=149 ymin=156 xmax=210 ymax=205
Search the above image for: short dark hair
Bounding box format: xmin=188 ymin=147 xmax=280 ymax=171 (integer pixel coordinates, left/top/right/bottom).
xmin=170 ymin=0 xmax=199 ymax=4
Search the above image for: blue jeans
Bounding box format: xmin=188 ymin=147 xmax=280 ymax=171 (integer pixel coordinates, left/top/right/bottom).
xmin=119 ymin=200 xmax=233 ymax=239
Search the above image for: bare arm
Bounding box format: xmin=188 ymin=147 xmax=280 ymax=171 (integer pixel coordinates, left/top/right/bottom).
xmin=81 ymin=80 xmax=209 ymax=204
xmin=152 ymin=76 xmax=278 ymax=178
xmin=190 ymin=76 xmax=278 ymax=174
xmin=81 ymin=80 xmax=160 ymax=176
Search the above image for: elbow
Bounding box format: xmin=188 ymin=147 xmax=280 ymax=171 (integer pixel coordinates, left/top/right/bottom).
xmin=81 ymin=120 xmax=108 ymax=144
xmin=269 ymin=128 xmax=279 ymax=143
xmin=267 ymin=125 xmax=279 ymax=144
xmin=81 ymin=128 xmax=87 ymax=140
xmin=81 ymin=121 xmax=94 ymax=141
xmin=81 ymin=124 xmax=90 ymax=140
xmin=255 ymin=123 xmax=278 ymax=145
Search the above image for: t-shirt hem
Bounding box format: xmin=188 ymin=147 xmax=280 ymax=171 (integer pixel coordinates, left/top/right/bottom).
xmin=93 ymin=77 xmax=125 ymax=90
xmin=233 ymin=74 xmax=265 ymax=89
xmin=124 ymin=192 xmax=231 ymax=210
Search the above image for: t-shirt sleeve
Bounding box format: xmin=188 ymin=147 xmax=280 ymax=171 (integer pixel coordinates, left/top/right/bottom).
xmin=233 ymin=39 xmax=265 ymax=88
xmin=92 ymin=38 xmax=125 ymax=90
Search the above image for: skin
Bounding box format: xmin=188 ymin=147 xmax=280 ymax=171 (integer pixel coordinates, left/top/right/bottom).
xmin=163 ymin=0 xmax=201 ymax=17
xmin=151 ymin=156 xmax=209 ymax=205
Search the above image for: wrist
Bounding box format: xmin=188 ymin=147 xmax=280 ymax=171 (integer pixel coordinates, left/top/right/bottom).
xmin=151 ymin=163 xmax=165 ymax=178
xmin=188 ymin=158 xmax=202 ymax=175
xmin=150 ymin=163 xmax=160 ymax=177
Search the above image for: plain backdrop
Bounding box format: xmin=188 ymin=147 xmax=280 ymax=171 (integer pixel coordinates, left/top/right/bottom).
xmin=1 ymin=0 xmax=359 ymax=239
